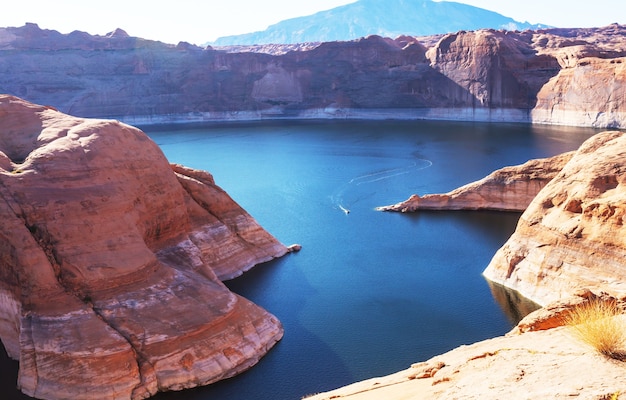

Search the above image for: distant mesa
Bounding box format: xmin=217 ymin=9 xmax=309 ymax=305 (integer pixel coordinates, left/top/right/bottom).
xmin=209 ymin=0 xmax=548 ymax=45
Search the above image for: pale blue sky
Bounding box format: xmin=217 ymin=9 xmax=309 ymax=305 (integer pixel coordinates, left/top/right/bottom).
xmin=1 ymin=0 xmax=623 ymax=45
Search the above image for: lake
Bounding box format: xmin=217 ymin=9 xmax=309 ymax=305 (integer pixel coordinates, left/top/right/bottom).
xmin=1 ymin=120 xmax=600 ymax=400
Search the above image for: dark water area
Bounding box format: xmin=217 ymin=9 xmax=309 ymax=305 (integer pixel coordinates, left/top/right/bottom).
xmin=1 ymin=120 xmax=600 ymax=400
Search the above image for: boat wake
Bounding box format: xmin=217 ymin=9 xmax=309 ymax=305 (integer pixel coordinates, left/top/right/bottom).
xmin=331 ymin=159 xmax=432 ymax=214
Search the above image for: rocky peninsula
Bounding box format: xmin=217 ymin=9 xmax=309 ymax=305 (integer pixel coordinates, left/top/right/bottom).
xmin=0 ymin=23 xmax=624 ymax=128
xmin=0 ymin=95 xmax=291 ymax=399
xmin=382 ymin=130 xmax=626 ymax=307
xmin=381 ymin=129 xmax=626 ymax=305
xmin=377 ymin=152 xmax=574 ymax=212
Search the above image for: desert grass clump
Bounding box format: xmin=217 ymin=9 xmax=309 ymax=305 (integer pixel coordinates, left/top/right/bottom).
xmin=564 ymin=298 xmax=626 ymax=360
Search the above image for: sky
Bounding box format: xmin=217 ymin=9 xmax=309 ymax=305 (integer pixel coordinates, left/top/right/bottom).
xmin=0 ymin=0 xmax=623 ymax=45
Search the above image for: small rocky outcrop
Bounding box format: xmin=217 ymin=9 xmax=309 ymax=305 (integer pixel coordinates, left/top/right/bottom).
xmin=377 ymin=152 xmax=573 ymax=212
xmin=484 ymin=130 xmax=626 ymax=306
xmin=0 ymin=95 xmax=288 ymax=399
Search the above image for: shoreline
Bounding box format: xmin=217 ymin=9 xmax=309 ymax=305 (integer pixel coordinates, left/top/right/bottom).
xmin=113 ymin=107 xmax=626 ymax=129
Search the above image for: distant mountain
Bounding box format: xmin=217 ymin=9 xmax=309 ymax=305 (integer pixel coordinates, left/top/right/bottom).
xmin=210 ymin=0 xmax=548 ymax=45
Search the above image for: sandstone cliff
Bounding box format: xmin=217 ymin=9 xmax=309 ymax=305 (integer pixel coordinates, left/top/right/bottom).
xmin=377 ymin=152 xmax=574 ymax=212
xmin=0 ymin=95 xmax=289 ymax=399
xmin=0 ymin=23 xmax=624 ymax=128
xmin=484 ymin=130 xmax=626 ymax=306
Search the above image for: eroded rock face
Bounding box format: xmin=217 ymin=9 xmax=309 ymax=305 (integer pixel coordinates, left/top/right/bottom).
xmin=483 ymin=131 xmax=626 ymax=306
xmin=0 ymin=95 xmax=288 ymax=399
xmin=377 ymin=152 xmax=573 ymax=212
xmin=0 ymin=23 xmax=624 ymax=128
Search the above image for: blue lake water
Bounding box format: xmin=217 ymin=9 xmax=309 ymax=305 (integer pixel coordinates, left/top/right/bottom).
xmin=1 ymin=120 xmax=600 ymax=399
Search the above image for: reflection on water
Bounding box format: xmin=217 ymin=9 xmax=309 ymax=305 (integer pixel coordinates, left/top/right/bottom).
xmin=487 ymin=280 xmax=542 ymax=325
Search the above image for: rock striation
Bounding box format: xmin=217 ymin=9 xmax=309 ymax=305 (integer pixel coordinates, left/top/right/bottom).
xmin=0 ymin=95 xmax=289 ymax=399
xmin=484 ymin=130 xmax=626 ymax=306
xmin=0 ymin=23 xmax=624 ymax=128
xmin=377 ymin=152 xmax=574 ymax=212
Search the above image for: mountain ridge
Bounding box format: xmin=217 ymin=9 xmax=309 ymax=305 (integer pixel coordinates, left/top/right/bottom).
xmin=210 ymin=0 xmax=547 ymax=45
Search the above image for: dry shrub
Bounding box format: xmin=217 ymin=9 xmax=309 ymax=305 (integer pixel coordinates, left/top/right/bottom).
xmin=564 ymin=299 xmax=626 ymax=360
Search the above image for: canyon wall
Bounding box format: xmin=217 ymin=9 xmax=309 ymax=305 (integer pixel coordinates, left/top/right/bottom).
xmin=0 ymin=95 xmax=289 ymax=399
xmin=0 ymin=23 xmax=624 ymax=128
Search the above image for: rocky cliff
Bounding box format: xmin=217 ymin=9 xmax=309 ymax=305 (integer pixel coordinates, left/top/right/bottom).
xmin=0 ymin=23 xmax=624 ymax=128
xmin=484 ymin=130 xmax=626 ymax=306
xmin=0 ymin=95 xmax=289 ymax=399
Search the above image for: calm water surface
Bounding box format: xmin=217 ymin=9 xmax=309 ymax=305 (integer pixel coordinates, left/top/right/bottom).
xmin=1 ymin=120 xmax=599 ymax=400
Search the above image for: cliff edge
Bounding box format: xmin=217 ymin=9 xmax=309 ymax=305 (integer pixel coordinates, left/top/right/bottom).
xmin=484 ymin=130 xmax=626 ymax=306
xmin=0 ymin=95 xmax=289 ymax=399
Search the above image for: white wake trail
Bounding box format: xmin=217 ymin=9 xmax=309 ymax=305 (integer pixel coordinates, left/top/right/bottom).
xmin=331 ymin=159 xmax=432 ymax=214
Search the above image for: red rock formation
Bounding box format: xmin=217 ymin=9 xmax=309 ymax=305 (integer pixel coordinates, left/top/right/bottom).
xmin=377 ymin=152 xmax=573 ymax=212
xmin=425 ymin=29 xmax=560 ymax=110
xmin=0 ymin=95 xmax=288 ymax=399
xmin=484 ymin=131 xmax=626 ymax=306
